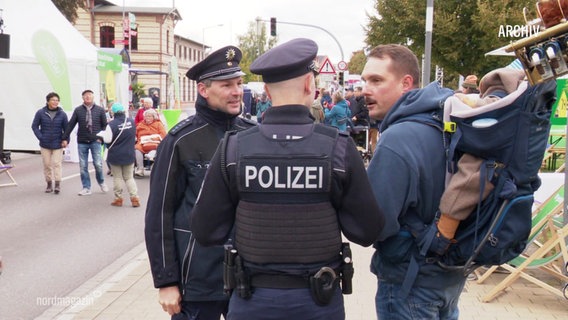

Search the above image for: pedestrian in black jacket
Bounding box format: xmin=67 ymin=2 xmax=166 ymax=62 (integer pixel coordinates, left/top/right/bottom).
xmin=145 ymin=45 xmax=255 ymax=319
xmin=31 ymin=92 xmax=68 ymax=194
xmin=100 ymin=102 xmax=139 ymax=208
xmin=63 ymin=89 xmax=108 ymax=196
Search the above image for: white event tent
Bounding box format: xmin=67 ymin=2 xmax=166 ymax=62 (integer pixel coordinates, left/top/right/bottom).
xmin=0 ymin=0 xmax=99 ymax=151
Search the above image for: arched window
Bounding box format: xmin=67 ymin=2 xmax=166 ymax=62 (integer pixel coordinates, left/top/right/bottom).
xmin=126 ymin=23 xmax=138 ymax=51
xmin=99 ymin=23 xmax=115 ymax=48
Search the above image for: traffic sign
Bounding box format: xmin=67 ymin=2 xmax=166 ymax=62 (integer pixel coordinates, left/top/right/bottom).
xmin=319 ymin=57 xmax=336 ymax=74
xmin=337 ymin=60 xmax=348 ymax=71
xmin=112 ymin=39 xmax=129 ymax=45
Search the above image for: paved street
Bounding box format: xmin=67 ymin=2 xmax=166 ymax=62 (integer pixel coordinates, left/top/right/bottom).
xmin=0 ymin=152 xmax=150 ymax=319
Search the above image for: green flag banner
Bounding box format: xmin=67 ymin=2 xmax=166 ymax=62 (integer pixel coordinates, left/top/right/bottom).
xmin=32 ymin=29 xmax=72 ymax=111
xmin=162 ymin=109 xmax=182 ymax=131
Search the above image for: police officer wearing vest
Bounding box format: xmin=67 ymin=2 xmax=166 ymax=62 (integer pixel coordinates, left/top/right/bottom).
xmin=145 ymin=45 xmax=255 ymax=319
xmin=191 ymin=38 xmax=385 ymax=320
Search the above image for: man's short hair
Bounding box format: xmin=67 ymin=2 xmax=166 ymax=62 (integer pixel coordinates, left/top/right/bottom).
xmin=367 ymin=44 xmax=420 ymax=88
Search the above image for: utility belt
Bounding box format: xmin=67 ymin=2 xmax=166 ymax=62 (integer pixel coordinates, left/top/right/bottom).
xmin=223 ymin=243 xmax=354 ymax=306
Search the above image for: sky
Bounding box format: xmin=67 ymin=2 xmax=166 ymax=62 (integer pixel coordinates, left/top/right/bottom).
xmin=113 ymin=0 xmax=378 ymax=64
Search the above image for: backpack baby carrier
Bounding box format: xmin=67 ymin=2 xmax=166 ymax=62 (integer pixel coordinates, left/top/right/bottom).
xmin=413 ymin=79 xmax=557 ymax=276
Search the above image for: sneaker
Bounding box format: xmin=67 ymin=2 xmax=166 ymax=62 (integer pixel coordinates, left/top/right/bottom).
xmin=99 ymin=183 xmax=109 ymax=193
xmin=78 ymin=188 xmax=92 ymax=196
xmin=134 ymin=169 xmax=144 ymax=178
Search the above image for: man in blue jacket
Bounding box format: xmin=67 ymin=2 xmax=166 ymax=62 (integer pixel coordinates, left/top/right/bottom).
xmin=362 ymin=44 xmax=466 ymax=319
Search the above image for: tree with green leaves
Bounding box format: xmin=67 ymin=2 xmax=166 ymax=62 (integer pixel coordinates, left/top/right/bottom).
xmin=52 ymin=0 xmax=85 ymax=24
xmin=237 ymin=19 xmax=278 ymax=83
xmin=348 ymin=50 xmax=367 ymax=75
xmin=366 ymin=0 xmax=534 ymax=87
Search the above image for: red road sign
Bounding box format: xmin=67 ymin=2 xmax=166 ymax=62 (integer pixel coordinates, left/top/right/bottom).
xmin=319 ymin=57 xmax=336 ymax=74
xmin=112 ymin=39 xmax=129 ymax=45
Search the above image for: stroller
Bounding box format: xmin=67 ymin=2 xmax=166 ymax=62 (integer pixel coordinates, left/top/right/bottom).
xmin=347 ymin=119 xmax=372 ymax=162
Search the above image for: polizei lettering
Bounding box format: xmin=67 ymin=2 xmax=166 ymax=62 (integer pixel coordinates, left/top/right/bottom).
xmin=245 ymin=165 xmax=323 ymax=189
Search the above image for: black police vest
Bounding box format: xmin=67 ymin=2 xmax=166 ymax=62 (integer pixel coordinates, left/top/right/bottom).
xmin=232 ymin=124 xmax=343 ymax=265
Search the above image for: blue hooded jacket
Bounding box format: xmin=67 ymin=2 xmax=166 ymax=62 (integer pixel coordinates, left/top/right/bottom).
xmin=367 ymin=82 xmax=465 ymax=289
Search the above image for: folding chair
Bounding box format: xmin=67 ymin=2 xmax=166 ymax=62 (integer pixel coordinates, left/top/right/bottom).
xmin=0 ymin=159 xmax=17 ymax=187
xmin=544 ymin=125 xmax=566 ymax=171
xmin=479 ymin=219 xmax=568 ymax=302
xmin=476 ymin=185 xmax=564 ymax=285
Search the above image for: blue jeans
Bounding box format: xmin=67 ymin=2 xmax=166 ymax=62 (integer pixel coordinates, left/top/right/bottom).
xmin=78 ymin=141 xmax=104 ymax=189
xmin=375 ymin=279 xmax=465 ymax=320
xmin=228 ymin=287 xmax=345 ymax=320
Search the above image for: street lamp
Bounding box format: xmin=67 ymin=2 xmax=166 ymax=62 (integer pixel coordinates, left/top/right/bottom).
xmin=202 ymin=24 xmax=224 ymax=58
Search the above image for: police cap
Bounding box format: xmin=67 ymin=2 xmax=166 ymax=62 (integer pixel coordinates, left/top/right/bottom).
xmin=250 ymin=38 xmax=318 ymax=83
xmin=186 ymin=45 xmax=245 ymax=82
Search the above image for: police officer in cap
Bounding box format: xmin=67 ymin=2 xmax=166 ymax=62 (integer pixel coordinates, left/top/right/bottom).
xmin=192 ymin=38 xmax=385 ymax=320
xmin=145 ymin=45 xmax=255 ymax=319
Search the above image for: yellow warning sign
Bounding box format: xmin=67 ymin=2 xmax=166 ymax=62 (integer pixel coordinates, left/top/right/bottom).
xmin=551 ymin=79 xmax=568 ymax=125
xmin=556 ymin=90 xmax=567 ymax=118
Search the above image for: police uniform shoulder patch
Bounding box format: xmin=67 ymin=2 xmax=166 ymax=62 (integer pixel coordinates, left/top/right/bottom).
xmin=239 ymin=117 xmax=258 ymax=127
xmin=169 ymin=117 xmax=194 ymax=135
xmin=313 ymin=123 xmax=339 ymax=139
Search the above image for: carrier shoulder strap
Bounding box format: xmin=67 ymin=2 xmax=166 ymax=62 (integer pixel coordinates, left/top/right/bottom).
xmin=391 ymin=111 xmax=453 ymax=299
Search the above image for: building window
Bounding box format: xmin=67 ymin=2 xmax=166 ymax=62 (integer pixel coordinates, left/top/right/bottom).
xmin=183 ymin=77 xmax=187 ymax=101
xmin=126 ymin=24 xmax=138 ymax=51
xmin=100 ymin=25 xmax=115 ymax=48
xmin=126 ymin=33 xmax=138 ymax=51
xmin=167 ymin=30 xmax=170 ymax=54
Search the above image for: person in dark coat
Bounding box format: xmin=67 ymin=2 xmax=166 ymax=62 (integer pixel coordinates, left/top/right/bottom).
xmin=144 ymin=45 xmax=255 ymax=320
xmin=63 ymin=89 xmax=108 ymax=196
xmin=191 ymin=38 xmax=385 ymax=320
xmin=100 ymin=102 xmax=139 ymax=207
xmin=31 ymin=92 xmax=68 ymax=194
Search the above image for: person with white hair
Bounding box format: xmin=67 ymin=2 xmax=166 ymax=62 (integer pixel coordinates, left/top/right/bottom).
xmin=135 ymin=97 xmax=154 ymax=126
xmin=134 ymin=108 xmax=166 ymax=177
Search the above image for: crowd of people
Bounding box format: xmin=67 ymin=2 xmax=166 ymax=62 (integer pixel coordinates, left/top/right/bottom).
xmin=30 ymin=88 xmax=166 ymax=207
xmin=30 ymin=37 xmax=497 ymax=320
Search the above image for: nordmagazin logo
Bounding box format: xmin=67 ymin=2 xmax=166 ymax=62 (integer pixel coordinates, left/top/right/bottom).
xmin=498 ymin=25 xmax=541 ymax=38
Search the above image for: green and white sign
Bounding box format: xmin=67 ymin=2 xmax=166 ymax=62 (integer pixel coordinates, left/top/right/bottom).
xmin=97 ymin=51 xmax=123 ymax=72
